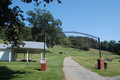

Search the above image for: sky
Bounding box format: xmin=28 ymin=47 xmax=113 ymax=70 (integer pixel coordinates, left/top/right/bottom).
xmin=10 ymin=0 xmax=120 ymax=42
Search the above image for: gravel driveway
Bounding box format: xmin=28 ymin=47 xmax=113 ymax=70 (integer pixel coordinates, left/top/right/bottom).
xmin=63 ymin=57 xmax=120 ymax=80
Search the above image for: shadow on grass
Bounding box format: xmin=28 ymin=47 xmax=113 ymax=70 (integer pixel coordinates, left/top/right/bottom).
xmin=34 ymin=69 xmax=50 ymax=71
xmin=34 ymin=69 xmax=41 ymax=71
xmin=15 ymin=59 xmax=37 ymax=62
xmin=45 ymin=50 xmax=53 ymax=53
xmin=0 ymin=66 xmax=26 ymax=80
xmin=90 ymin=67 xmax=96 ymax=69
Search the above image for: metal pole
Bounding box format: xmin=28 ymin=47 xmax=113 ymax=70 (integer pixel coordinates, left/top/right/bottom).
xmin=98 ymin=38 xmax=101 ymax=59
xmin=44 ymin=35 xmax=46 ymax=58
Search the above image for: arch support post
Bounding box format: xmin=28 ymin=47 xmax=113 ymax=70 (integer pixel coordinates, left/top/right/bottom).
xmin=98 ymin=38 xmax=105 ymax=70
xmin=98 ymin=38 xmax=101 ymax=59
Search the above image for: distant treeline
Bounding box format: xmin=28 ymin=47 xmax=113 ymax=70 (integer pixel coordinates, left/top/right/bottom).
xmin=100 ymin=40 xmax=120 ymax=55
xmin=61 ymin=36 xmax=120 ymax=55
xmin=61 ymin=36 xmax=98 ymax=51
xmin=0 ymin=22 xmax=120 ymax=55
xmin=0 ymin=21 xmax=64 ymax=48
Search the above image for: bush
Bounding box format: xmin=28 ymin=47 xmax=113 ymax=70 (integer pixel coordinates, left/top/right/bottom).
xmin=59 ymin=51 xmax=64 ymax=54
xmin=83 ymin=46 xmax=89 ymax=51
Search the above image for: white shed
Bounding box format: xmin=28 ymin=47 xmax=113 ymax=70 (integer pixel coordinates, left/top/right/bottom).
xmin=0 ymin=41 xmax=47 ymax=62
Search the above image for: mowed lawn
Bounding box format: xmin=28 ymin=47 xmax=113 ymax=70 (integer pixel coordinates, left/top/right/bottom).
xmin=0 ymin=46 xmax=67 ymax=80
xmin=0 ymin=42 xmax=120 ymax=80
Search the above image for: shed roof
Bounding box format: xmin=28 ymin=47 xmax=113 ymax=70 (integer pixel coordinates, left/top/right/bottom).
xmin=17 ymin=41 xmax=47 ymax=49
xmin=0 ymin=41 xmax=47 ymax=53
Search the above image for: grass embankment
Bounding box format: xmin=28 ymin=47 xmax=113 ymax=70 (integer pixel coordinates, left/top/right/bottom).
xmin=0 ymin=46 xmax=67 ymax=80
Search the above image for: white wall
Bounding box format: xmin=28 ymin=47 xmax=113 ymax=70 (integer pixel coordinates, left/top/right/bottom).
xmin=0 ymin=49 xmax=10 ymax=61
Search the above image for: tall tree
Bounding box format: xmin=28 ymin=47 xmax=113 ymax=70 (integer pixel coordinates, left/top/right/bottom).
xmin=1 ymin=21 xmax=27 ymax=47
xmin=108 ymin=40 xmax=116 ymax=52
xmin=0 ymin=0 xmax=25 ymax=47
xmin=0 ymin=0 xmax=61 ymax=47
xmin=27 ymin=8 xmax=62 ymax=47
xmin=68 ymin=36 xmax=76 ymax=48
xmin=22 ymin=26 xmax=33 ymax=41
xmin=113 ymin=41 xmax=120 ymax=55
xmin=21 ymin=0 xmax=61 ymax=7
xmin=101 ymin=40 xmax=109 ymax=51
xmin=62 ymin=37 xmax=71 ymax=48
xmin=68 ymin=36 xmax=90 ymax=51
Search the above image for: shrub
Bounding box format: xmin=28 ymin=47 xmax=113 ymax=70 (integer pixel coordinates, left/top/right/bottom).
xmin=83 ymin=46 xmax=90 ymax=51
xmin=59 ymin=51 xmax=64 ymax=54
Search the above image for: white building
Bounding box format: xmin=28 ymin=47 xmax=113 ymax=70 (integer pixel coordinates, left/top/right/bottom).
xmin=0 ymin=41 xmax=47 ymax=62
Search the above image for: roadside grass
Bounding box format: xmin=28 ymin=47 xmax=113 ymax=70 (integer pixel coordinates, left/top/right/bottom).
xmin=72 ymin=56 xmax=120 ymax=77
xmin=51 ymin=46 xmax=120 ymax=77
xmin=50 ymin=46 xmax=120 ymax=77
xmin=0 ymin=46 xmax=67 ymax=80
xmin=60 ymin=47 xmax=120 ymax=77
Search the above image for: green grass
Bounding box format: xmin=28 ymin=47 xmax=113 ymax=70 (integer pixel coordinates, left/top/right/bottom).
xmin=60 ymin=47 xmax=120 ymax=77
xmin=0 ymin=45 xmax=120 ymax=80
xmin=90 ymin=48 xmax=115 ymax=54
xmin=0 ymin=46 xmax=67 ymax=80
xmin=49 ymin=46 xmax=120 ymax=77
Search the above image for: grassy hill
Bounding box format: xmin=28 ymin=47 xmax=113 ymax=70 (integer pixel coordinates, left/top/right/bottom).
xmin=50 ymin=45 xmax=120 ymax=77
xmin=0 ymin=45 xmax=120 ymax=80
xmin=90 ymin=48 xmax=115 ymax=55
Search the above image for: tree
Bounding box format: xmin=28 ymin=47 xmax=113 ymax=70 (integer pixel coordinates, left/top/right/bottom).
xmin=68 ymin=36 xmax=90 ymax=51
xmin=77 ymin=37 xmax=84 ymax=50
xmin=89 ymin=38 xmax=99 ymax=49
xmin=5 ymin=22 xmax=28 ymax=47
xmin=62 ymin=37 xmax=71 ymax=48
xmin=108 ymin=40 xmax=116 ymax=52
xmin=21 ymin=0 xmax=61 ymax=7
xmin=69 ymin=36 xmax=77 ymax=48
xmin=101 ymin=40 xmax=109 ymax=51
xmin=54 ymin=27 xmax=65 ymax=45
xmin=0 ymin=0 xmax=61 ymax=47
xmin=0 ymin=26 xmax=6 ymax=39
xmin=0 ymin=0 xmax=25 ymax=47
xmin=76 ymin=37 xmax=89 ymax=51
xmin=113 ymin=41 xmax=120 ymax=55
xmin=27 ymin=8 xmax=62 ymax=47
xmin=22 ymin=26 xmax=33 ymax=41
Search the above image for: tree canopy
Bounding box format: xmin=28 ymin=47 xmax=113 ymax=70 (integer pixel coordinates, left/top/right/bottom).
xmin=26 ymin=8 xmax=63 ymax=47
xmin=0 ymin=0 xmax=26 ymax=47
xmin=21 ymin=0 xmax=61 ymax=7
xmin=0 ymin=0 xmax=61 ymax=47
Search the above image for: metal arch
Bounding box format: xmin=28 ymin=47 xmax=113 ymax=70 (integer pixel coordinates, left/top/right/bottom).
xmin=45 ymin=31 xmax=101 ymax=59
xmin=61 ymin=31 xmax=101 ymax=59
xmin=62 ymin=31 xmax=98 ymax=39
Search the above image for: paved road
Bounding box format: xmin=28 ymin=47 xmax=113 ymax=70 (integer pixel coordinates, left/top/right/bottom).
xmin=63 ymin=57 xmax=120 ymax=80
